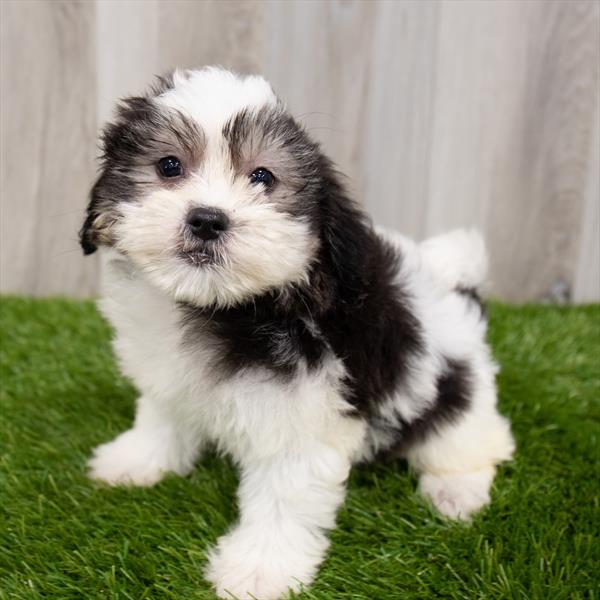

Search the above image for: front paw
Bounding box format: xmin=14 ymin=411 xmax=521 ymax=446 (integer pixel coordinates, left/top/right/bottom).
xmin=205 ymin=525 xmax=327 ymax=600
xmin=88 ymin=428 xmax=175 ymax=486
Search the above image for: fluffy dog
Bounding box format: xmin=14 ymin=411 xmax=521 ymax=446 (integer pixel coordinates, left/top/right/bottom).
xmin=80 ymin=67 xmax=514 ymax=599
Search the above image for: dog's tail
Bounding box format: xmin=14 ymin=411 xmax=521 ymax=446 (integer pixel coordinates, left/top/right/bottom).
xmin=419 ymin=228 xmax=488 ymax=292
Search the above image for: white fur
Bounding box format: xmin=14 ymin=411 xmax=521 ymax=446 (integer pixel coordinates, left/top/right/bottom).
xmin=158 ymin=67 xmax=278 ymax=139
xmin=419 ymin=228 xmax=488 ymax=291
xmin=113 ymin=183 xmax=316 ymax=308
xmin=418 ymin=468 xmax=495 ymax=520
xmin=88 ymin=68 xmax=514 ymax=598
xmin=376 ymin=226 xmax=488 ymax=291
xmin=205 ymin=441 xmax=355 ymax=598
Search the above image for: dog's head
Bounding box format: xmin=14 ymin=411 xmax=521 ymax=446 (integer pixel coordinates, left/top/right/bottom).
xmin=81 ymin=67 xmax=366 ymax=308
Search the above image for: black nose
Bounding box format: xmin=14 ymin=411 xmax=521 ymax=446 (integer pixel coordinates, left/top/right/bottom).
xmin=186 ymin=207 xmax=230 ymax=241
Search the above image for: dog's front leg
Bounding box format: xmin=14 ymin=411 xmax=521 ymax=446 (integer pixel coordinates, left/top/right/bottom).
xmin=88 ymin=394 xmax=203 ymax=486
xmin=206 ymin=444 xmax=351 ymax=600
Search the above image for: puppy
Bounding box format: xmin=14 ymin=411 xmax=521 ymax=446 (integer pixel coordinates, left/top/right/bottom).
xmin=80 ymin=67 xmax=514 ymax=600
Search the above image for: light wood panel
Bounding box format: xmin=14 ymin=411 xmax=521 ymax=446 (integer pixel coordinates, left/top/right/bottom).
xmin=574 ymin=94 xmax=600 ymax=303
xmin=481 ymin=0 xmax=600 ymax=301
xmin=1 ymin=0 xmax=98 ymax=296
xmin=95 ymin=0 xmax=159 ymax=125
xmin=263 ymin=0 xmax=378 ymax=197
xmin=360 ymin=0 xmax=440 ymax=238
xmin=156 ymin=0 xmax=265 ymax=75
xmin=1 ymin=0 xmax=598 ymax=301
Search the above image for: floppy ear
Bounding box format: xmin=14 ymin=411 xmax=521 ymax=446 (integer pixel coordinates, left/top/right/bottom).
xmin=318 ymin=163 xmax=375 ymax=304
xmin=79 ymin=175 xmax=106 ymax=255
xmin=79 ymin=210 xmax=98 ymax=255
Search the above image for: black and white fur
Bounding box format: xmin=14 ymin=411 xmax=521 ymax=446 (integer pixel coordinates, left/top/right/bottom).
xmin=81 ymin=67 xmax=514 ymax=600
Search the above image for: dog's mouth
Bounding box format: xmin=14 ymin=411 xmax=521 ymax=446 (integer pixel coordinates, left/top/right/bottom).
xmin=178 ymin=237 xmax=223 ymax=267
xmin=178 ymin=249 xmax=214 ymax=266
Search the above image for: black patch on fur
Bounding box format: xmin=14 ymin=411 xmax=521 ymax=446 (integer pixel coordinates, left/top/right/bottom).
xmin=181 ymin=297 xmax=326 ymax=380
xmin=311 ymin=164 xmax=425 ymax=416
xmin=382 ymin=358 xmax=473 ymax=456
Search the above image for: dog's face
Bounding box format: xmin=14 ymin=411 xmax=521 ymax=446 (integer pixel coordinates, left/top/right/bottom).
xmin=81 ymin=68 xmax=327 ymax=307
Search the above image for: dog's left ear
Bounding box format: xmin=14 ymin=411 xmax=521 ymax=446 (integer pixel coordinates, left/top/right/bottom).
xmin=318 ymin=164 xmax=375 ymax=304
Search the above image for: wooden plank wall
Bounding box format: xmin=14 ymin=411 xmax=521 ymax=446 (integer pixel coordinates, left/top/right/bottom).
xmin=1 ymin=0 xmax=99 ymax=295
xmin=1 ymin=0 xmax=598 ymax=302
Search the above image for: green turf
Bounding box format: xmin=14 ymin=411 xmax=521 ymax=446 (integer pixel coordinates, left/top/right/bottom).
xmin=1 ymin=297 xmax=599 ymax=600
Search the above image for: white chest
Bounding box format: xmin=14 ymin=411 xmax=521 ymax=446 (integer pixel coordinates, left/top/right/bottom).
xmin=97 ymin=251 xmax=361 ymax=462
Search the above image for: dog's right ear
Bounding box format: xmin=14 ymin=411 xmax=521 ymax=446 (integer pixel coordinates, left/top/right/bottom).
xmin=79 ymin=210 xmax=98 ymax=255
xmin=79 ymin=176 xmax=105 ymax=255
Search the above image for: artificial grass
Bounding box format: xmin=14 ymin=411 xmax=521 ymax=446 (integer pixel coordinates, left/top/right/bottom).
xmin=1 ymin=296 xmax=599 ymax=600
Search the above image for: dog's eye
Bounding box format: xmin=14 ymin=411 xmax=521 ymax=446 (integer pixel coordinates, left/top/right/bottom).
xmin=249 ymin=168 xmax=275 ymax=188
xmin=158 ymin=156 xmax=183 ymax=178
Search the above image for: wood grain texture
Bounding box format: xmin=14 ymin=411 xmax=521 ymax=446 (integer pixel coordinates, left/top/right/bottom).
xmin=262 ymin=0 xmax=600 ymax=301
xmin=574 ymin=92 xmax=600 ymax=303
xmin=1 ymin=0 xmax=98 ymax=296
xmin=95 ymin=0 xmax=159 ymax=125
xmin=1 ymin=0 xmax=598 ymax=301
xmin=359 ymin=0 xmax=440 ymax=238
xmin=156 ymin=0 xmax=265 ymax=74
xmin=263 ymin=0 xmax=377 ymax=196
xmin=481 ymin=0 xmax=600 ymax=301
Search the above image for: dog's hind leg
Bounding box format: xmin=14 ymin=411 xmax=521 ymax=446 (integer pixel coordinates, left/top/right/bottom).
xmin=404 ymin=357 xmax=515 ymax=520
